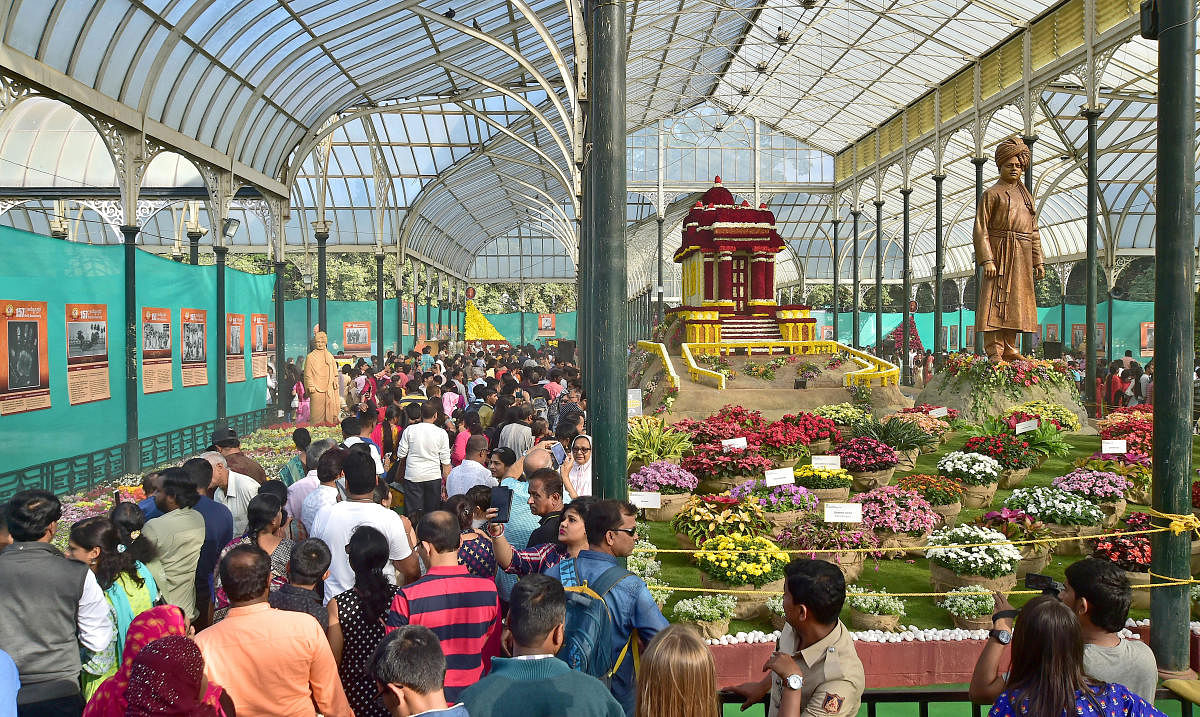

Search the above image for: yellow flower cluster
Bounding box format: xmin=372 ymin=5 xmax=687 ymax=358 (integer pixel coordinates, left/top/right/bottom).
xmin=794 ymin=464 xmax=853 ymax=489
xmin=464 ymin=300 xmax=506 ymax=341
xmin=695 ymin=534 xmax=790 ymax=587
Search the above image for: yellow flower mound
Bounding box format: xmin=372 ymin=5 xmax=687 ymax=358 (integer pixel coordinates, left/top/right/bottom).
xmin=464 ymin=300 xmax=506 ymax=341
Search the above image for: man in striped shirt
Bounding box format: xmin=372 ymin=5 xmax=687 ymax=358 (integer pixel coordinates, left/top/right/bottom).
xmin=385 ymin=510 xmax=501 ymax=702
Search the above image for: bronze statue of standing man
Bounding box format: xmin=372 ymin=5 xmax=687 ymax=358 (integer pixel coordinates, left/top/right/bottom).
xmin=974 ymin=137 xmax=1045 ymax=362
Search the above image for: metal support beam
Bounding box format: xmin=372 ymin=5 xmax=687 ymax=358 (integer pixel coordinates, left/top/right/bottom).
xmin=1083 ymin=108 xmax=1101 ymax=416
xmin=587 ymin=0 xmax=627 ymax=502
xmin=656 ymin=216 xmax=665 ymax=325
xmin=832 ymin=217 xmax=841 ymax=342
xmin=874 ymin=200 xmax=884 ymax=351
xmin=901 ymin=188 xmax=912 ymax=384
xmin=376 ymin=253 xmax=386 ymax=361
xmin=315 ymin=229 xmax=329 ymax=334
xmin=274 ymin=260 xmax=287 ymax=416
xmin=214 ymin=245 xmax=228 ymax=422
xmin=1150 ymin=0 xmax=1195 ymax=675
xmin=121 ymin=225 xmax=140 ymax=472
xmin=852 ymin=209 xmax=861 ymax=348
xmin=187 ymin=230 xmax=202 ymax=266
xmin=933 ymin=174 xmax=946 ymax=363
xmin=972 ymin=157 xmax=988 ymax=355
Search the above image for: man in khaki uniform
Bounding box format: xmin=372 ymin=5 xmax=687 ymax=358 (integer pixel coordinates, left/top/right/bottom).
xmin=727 ymin=559 xmax=865 ymax=716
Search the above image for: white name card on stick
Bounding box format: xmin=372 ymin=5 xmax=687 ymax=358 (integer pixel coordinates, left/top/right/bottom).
xmin=811 ymin=455 xmax=842 ymax=470
xmin=1101 ymin=439 xmax=1128 ymax=454
xmin=629 ymin=491 xmax=662 ymax=509
xmin=1014 ymin=418 xmax=1039 ymax=434
xmin=824 ymin=503 xmax=863 ymax=523
xmin=763 ymin=468 xmax=796 ymax=487
xmin=927 ymin=406 xmax=949 ymax=418
xmin=626 ymin=389 xmax=643 ymax=417
xmin=721 ymin=437 xmax=748 ymax=452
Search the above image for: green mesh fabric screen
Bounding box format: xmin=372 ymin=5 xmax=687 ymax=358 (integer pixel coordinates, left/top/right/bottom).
xmin=0 ymin=227 xmax=274 ymax=477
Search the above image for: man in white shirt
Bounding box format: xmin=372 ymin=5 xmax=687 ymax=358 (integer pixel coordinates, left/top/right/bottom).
xmin=499 ymin=403 xmax=534 ymax=457
xmin=311 ymin=451 xmax=420 ymax=601
xmin=203 ymin=451 xmax=260 ymax=536
xmin=286 ymin=438 xmax=338 ymax=530
xmin=446 ymin=435 xmax=498 ymax=497
xmin=395 ymin=399 xmax=451 ymax=517
xmin=301 ymin=446 xmax=347 ymax=534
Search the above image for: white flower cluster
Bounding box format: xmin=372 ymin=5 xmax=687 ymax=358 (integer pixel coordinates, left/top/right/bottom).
xmin=937 ymin=451 xmax=1001 ymax=485
xmin=1004 ymin=486 xmax=1105 ymax=526
xmin=926 ymin=525 xmax=1022 ymax=577
xmin=766 ymin=595 xmax=785 ymax=616
xmin=673 ymin=594 xmax=738 ymax=622
xmin=628 ymin=540 xmax=662 ymax=578
xmin=847 ymin=586 xmax=906 ymax=616
xmin=938 ymin=586 xmax=994 ymax=618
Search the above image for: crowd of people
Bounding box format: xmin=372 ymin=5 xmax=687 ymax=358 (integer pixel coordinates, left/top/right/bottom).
xmin=0 ymin=342 xmax=1176 ymax=717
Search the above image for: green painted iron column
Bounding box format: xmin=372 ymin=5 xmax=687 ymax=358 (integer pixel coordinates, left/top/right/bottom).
xmin=315 ymin=229 xmax=328 ymax=334
xmin=657 ymin=217 xmax=665 ymax=325
xmin=187 ymin=229 xmax=202 ymax=266
xmin=274 ymin=259 xmax=287 ymax=416
xmin=1083 ymin=107 xmax=1100 ymax=417
xmin=1151 ymin=0 xmax=1195 ymax=676
xmin=972 ymin=157 xmax=987 ymax=355
xmin=214 ymin=244 xmax=228 ymax=422
xmin=933 ymin=174 xmax=946 ymax=362
xmin=425 ymin=272 xmax=432 ymax=347
xmin=376 ymin=253 xmax=385 ymax=362
xmin=121 ymin=225 xmax=140 ymax=472
xmin=901 ymin=188 xmax=912 ymax=384
xmin=587 ymin=0 xmax=627 ymax=501
xmin=831 ymin=217 xmax=840 ymax=342
xmin=873 ymin=199 xmax=883 ymax=353
xmin=851 ymin=208 xmax=861 ymax=348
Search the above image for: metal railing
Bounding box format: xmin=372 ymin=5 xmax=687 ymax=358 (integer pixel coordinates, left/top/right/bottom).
xmin=680 ymin=340 xmax=900 ymax=388
xmin=1 ymin=407 xmax=273 ymax=499
xmin=718 ymin=686 xmax=1193 ymax=716
xmin=680 ymin=342 xmax=727 ymax=389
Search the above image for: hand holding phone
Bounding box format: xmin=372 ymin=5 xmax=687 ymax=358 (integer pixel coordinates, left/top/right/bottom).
xmin=489 ymin=486 xmax=514 ymax=523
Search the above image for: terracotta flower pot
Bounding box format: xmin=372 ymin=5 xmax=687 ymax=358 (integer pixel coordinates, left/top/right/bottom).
xmin=804 ymin=486 xmax=851 ymax=503
xmin=929 ymin=563 xmax=1017 ymax=594
xmin=698 ymin=574 xmax=784 ymax=620
xmin=874 ymin=530 xmax=929 ymax=559
xmin=849 ymin=467 xmax=895 ymax=492
xmin=765 ymin=510 xmax=806 ymax=532
xmin=960 ymin=482 xmax=998 ymax=509
xmin=930 ymin=500 xmax=962 ymax=528
xmin=807 ymin=439 xmax=832 ymax=455
xmin=849 ymin=608 xmax=901 ymax=632
xmin=1125 ymin=485 xmax=1152 ymax=506
xmin=646 ymin=493 xmax=689 ymax=523
xmin=684 ymin=618 xmax=730 ymax=640
xmin=1016 ymin=543 xmax=1052 ymax=578
xmin=1125 ymin=571 xmax=1151 ymax=611
xmin=894 ymin=449 xmax=920 ymax=472
xmin=1097 ymin=498 xmax=1127 ymax=529
xmin=1043 ymin=523 xmax=1104 ymax=555
xmin=997 ymin=467 xmax=1031 ymax=490
xmin=951 ymin=614 xmax=994 ymax=631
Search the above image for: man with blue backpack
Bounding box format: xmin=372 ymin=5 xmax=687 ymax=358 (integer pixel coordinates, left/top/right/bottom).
xmin=546 ymin=499 xmax=668 ymax=715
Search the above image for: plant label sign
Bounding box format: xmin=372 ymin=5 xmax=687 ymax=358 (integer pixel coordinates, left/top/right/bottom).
xmin=626 ymin=389 xmax=642 ymax=417
xmin=1014 ymin=418 xmax=1039 ymax=434
xmin=927 ymin=406 xmax=949 ymax=418
xmin=628 ymin=491 xmax=662 ymax=509
xmin=721 ymin=437 xmax=748 ymax=452
xmin=811 ymin=455 xmax=842 ymax=470
xmin=1101 ymin=439 xmax=1128 ymax=454
xmin=763 ymin=468 xmax=795 ymax=487
xmin=824 ymin=502 xmax=862 ymax=523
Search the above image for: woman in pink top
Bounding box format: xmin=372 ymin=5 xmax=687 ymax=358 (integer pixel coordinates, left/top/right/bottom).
xmin=451 ymin=411 xmax=485 ymax=466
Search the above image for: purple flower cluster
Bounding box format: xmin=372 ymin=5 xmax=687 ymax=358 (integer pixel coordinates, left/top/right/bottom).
xmin=1089 ymin=451 xmax=1151 ymax=467
xmin=628 ymin=461 xmax=699 ymax=495
xmin=1051 ymin=468 xmax=1130 ymax=502
xmin=730 ymin=479 xmax=820 ymax=512
xmin=853 ymin=486 xmax=939 ymax=535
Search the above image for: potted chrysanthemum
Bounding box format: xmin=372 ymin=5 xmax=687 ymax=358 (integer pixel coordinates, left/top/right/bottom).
xmin=939 ymin=586 xmax=994 ymax=631
xmin=694 ymin=533 xmax=790 ymax=619
xmin=854 ymin=486 xmax=939 ymax=557
xmin=1051 ymin=468 xmax=1130 ymax=529
xmin=938 ymin=451 xmax=1001 ymax=508
xmin=926 ymin=524 xmax=1021 ymax=594
xmin=963 ymin=434 xmax=1039 ymax=489
xmin=628 ymin=461 xmax=698 ymax=522
xmin=898 ymin=474 xmax=965 ymax=527
xmin=1004 ymin=487 xmax=1105 ymax=555
xmin=794 ymin=464 xmax=854 ymax=502
xmin=975 ymin=509 xmax=1052 ymax=577
xmin=846 ymin=586 xmax=905 ymax=631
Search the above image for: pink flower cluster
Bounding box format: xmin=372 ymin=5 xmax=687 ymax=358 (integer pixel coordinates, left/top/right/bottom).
xmin=681 ymin=443 xmax=775 ymax=480
xmin=832 ymin=436 xmax=898 ymax=472
xmin=852 ymin=486 xmax=940 ymax=535
xmin=779 ymin=412 xmax=841 ymax=444
xmin=1051 ymin=468 xmax=1131 ymax=502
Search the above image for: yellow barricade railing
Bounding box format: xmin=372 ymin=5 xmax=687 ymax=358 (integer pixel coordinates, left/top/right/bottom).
xmin=636 ymin=340 xmax=679 ymax=390
xmin=679 ymin=340 xmax=900 ymax=388
xmin=680 ymin=343 xmax=726 ymax=389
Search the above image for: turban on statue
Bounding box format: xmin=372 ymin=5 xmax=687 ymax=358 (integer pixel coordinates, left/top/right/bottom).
xmin=995 ymin=137 xmax=1030 ymax=169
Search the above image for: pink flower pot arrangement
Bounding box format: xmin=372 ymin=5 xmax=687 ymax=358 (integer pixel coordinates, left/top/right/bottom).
xmin=628 ymin=461 xmax=699 ymax=522
xmin=853 ymin=486 xmax=939 ymax=558
xmin=832 ymin=437 xmax=898 ymax=491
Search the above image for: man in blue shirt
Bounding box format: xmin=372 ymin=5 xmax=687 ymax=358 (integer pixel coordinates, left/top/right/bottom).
xmin=546 ymin=499 xmax=667 ymax=715
xmin=181 ymin=457 xmax=234 ymax=629
xmin=137 ymin=471 xmax=164 ymax=521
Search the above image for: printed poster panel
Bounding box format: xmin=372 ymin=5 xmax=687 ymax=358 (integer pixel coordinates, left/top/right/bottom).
xmin=537 ymin=314 xmax=556 ymax=337
xmin=250 ymin=314 xmax=269 ymax=378
xmin=1071 ymin=323 xmax=1106 ymax=353
xmin=821 ymin=325 xmax=834 ymax=341
xmin=1140 ymin=322 xmax=1154 ymax=357
xmin=226 ymin=314 xmax=245 ymax=384
xmin=343 ymin=321 xmax=370 ymax=353
xmin=948 ymin=325 xmax=959 ymax=349
xmin=65 ymin=303 xmax=110 ymax=405
xmin=0 ymin=300 xmax=51 ymax=415
xmin=266 ymin=322 xmax=275 ymax=352
xmin=181 ymin=308 xmax=208 ymax=387
xmin=1045 ymin=324 xmax=1059 ymax=342
xmin=964 ymin=326 xmax=975 ymax=349
xmin=141 ymin=307 xmax=172 ymax=394
xmin=402 ymin=301 xmax=413 ymax=335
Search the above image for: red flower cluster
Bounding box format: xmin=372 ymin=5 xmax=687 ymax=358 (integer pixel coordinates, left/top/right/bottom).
xmin=681 ymin=443 xmax=776 ymax=480
xmin=673 ymin=404 xmax=768 ymax=444
xmin=1099 ymin=418 xmax=1153 ymax=455
xmin=759 ymin=421 xmax=806 ymax=449
xmin=1093 ymin=533 xmax=1151 ymax=572
xmin=1124 ymin=512 xmax=1153 ymax=531
xmin=779 ymin=412 xmax=841 ymax=444
xmin=1193 ymin=481 xmax=1200 ymax=509
xmin=902 ymin=404 xmax=961 ymax=420
xmin=963 ymin=434 xmax=1038 ymax=470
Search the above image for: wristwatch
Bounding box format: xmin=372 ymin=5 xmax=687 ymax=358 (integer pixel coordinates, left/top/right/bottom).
xmin=785 ymin=674 xmax=803 ymax=691
xmin=988 ymin=629 xmax=1012 ymax=645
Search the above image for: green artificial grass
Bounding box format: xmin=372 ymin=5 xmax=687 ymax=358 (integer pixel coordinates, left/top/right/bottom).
xmin=647 ymin=431 xmax=1198 ymax=632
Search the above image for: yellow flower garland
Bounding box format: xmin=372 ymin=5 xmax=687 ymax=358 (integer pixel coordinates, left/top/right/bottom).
xmin=464 ymin=300 xmax=506 ymax=341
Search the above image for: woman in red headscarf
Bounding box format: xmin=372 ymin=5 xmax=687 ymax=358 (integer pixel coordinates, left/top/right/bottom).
xmin=123 ymin=636 xmax=222 ymax=717
xmin=83 ymin=605 xmax=232 ymax=716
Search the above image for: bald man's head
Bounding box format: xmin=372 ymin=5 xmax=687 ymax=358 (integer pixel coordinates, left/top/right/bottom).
xmin=522 ymin=448 xmax=553 ymax=476
xmin=219 ymin=544 xmax=271 ymax=603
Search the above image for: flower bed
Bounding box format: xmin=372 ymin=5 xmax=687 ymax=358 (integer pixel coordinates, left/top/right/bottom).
xmin=1003 ymin=400 xmax=1082 ymax=431
xmin=775 ymin=514 xmax=876 ymax=582
xmin=1097 ymin=407 xmax=1154 ymax=455
xmin=681 ymin=443 xmax=775 ymax=491
xmin=673 ymin=405 xmax=767 ymax=444
xmin=757 ymin=421 xmax=811 ymax=465
xmin=942 ymin=354 xmax=1078 ymax=416
xmin=902 ymin=404 xmax=961 ymax=421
